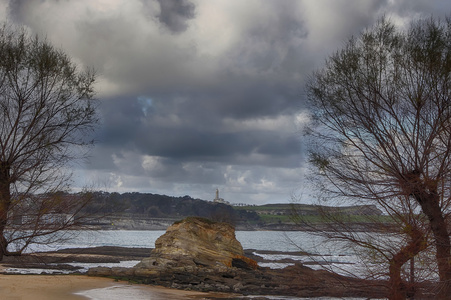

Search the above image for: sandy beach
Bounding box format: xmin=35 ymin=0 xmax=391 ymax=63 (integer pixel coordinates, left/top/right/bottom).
xmin=0 ymin=274 xmax=216 ymax=300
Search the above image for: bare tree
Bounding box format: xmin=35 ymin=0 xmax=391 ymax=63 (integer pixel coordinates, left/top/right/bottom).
xmin=292 ymin=194 xmax=434 ymax=299
xmin=306 ymin=16 xmax=451 ymax=299
xmin=0 ymin=24 xmax=98 ymax=260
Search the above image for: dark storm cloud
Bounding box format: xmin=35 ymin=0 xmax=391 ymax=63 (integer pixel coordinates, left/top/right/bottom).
xmin=90 ymin=1 xmax=308 ymax=176
xmin=155 ymin=0 xmax=195 ymax=33
xmin=4 ymin=0 xmax=451 ymax=203
xmin=151 ymin=78 xmax=302 ymax=121
xmin=7 ymin=0 xmax=31 ymax=24
xmin=97 ymin=94 xmax=302 ymax=169
xmin=133 ymin=128 xmax=301 ymax=167
xmin=7 ymin=0 xmax=21 ymax=21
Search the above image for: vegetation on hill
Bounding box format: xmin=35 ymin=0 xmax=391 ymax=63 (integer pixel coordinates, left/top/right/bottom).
xmin=235 ymin=203 xmax=386 ymax=224
xmin=77 ymin=192 xmax=386 ymax=228
xmin=82 ymin=191 xmax=260 ymax=224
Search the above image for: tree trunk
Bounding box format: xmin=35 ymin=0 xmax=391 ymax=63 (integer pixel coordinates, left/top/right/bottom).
xmin=389 ymin=262 xmax=406 ymax=300
xmin=0 ymin=161 xmax=12 ymax=261
xmin=417 ymin=194 xmax=451 ymax=299
xmin=388 ymin=227 xmax=427 ymax=300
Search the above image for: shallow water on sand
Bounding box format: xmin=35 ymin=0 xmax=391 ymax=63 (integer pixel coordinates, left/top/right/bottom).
xmin=74 ymin=285 xmax=193 ymax=300
xmin=75 ymin=286 xmax=376 ymax=300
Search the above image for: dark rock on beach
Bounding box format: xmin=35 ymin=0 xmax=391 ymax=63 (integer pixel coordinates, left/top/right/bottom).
xmin=0 ymin=246 xmax=152 ymax=272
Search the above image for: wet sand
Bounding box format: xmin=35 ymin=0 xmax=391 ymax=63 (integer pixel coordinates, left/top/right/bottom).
xmin=0 ymin=274 xmax=216 ymax=300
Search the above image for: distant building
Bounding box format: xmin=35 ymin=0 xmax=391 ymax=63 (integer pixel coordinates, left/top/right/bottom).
xmin=213 ymin=188 xmax=230 ymax=205
xmin=11 ymin=213 xmax=73 ymax=227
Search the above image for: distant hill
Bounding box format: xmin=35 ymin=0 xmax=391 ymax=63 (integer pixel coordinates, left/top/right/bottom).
xmin=82 ymin=191 xmax=259 ymax=225
xmin=234 ymin=203 xmax=384 ymax=229
xmin=77 ymin=192 xmax=384 ymax=230
xmin=236 ymin=203 xmax=382 ymax=217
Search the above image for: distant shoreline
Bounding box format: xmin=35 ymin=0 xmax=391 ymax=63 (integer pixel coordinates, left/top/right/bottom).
xmin=78 ymin=222 xmax=393 ymax=232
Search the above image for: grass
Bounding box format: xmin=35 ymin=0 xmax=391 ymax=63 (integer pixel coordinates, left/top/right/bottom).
xmin=235 ymin=204 xmax=302 ymax=211
xmin=258 ymin=214 xmax=294 ymax=223
xmin=291 ymin=213 xmax=394 ymax=224
xmin=234 ymin=203 xmax=394 ymax=225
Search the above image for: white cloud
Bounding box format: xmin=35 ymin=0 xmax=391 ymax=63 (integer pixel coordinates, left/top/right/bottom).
xmin=222 ymin=114 xmax=298 ymax=133
xmin=142 ymin=155 xmax=166 ymax=173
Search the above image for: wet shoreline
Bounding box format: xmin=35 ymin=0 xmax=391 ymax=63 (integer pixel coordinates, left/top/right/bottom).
xmin=0 ymin=246 xmax=321 ymax=274
xmin=0 ymin=246 xmax=387 ymax=299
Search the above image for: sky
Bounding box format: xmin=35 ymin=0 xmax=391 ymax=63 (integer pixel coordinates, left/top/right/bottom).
xmin=2 ymin=0 xmax=451 ymax=204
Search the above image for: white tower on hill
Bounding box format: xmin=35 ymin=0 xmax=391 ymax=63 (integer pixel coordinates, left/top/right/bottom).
xmin=213 ymin=188 xmax=229 ymax=205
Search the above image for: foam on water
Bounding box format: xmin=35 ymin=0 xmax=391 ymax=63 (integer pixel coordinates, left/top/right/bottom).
xmin=4 ymin=267 xmax=72 ymax=274
xmin=67 ymin=260 xmax=140 ymax=272
xmin=258 ymin=262 xmax=295 ymax=269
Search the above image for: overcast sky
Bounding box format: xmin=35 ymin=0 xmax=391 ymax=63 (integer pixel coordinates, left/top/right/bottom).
xmin=2 ymin=0 xmax=451 ymax=204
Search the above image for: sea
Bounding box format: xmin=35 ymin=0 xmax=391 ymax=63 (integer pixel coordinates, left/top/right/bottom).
xmin=9 ymin=230 xmax=363 ymax=273
xmin=5 ymin=230 xmax=381 ymax=300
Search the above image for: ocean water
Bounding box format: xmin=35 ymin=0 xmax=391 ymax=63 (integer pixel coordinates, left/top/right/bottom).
xmin=15 ymin=230 xmax=344 ymax=253
xmin=7 ymin=230 xmax=361 ymax=274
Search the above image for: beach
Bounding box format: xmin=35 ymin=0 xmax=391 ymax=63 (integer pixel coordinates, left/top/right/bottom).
xmin=0 ymin=274 xmax=214 ymax=300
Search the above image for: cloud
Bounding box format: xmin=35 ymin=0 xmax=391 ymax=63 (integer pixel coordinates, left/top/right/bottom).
xmin=154 ymin=0 xmax=196 ymax=33
xmin=3 ymin=0 xmax=451 ymax=203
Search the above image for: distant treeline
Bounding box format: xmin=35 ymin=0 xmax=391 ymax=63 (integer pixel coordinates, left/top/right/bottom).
xmin=72 ymin=191 xmax=384 ymax=229
xmin=82 ymin=191 xmax=260 ymax=224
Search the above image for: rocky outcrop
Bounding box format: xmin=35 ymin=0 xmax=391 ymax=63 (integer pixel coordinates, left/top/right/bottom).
xmin=88 ymin=260 xmax=386 ymax=298
xmin=135 ymin=216 xmax=255 ymax=270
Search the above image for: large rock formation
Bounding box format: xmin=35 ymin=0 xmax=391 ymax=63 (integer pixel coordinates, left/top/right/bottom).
xmin=135 ymin=216 xmax=255 ymax=270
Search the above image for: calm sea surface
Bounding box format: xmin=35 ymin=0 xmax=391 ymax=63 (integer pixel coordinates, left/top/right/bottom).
xmin=22 ymin=230 xmax=346 ymax=253
xmin=12 ymin=230 xmax=363 ymax=275
xmin=10 ymin=230 xmax=361 ymax=270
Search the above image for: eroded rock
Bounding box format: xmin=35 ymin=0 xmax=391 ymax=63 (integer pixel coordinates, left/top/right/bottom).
xmin=135 ymin=216 xmax=252 ymax=270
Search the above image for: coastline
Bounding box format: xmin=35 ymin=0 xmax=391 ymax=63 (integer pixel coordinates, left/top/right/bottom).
xmin=0 ymin=245 xmax=389 ymax=299
xmin=0 ymin=238 xmax=388 ymax=299
xmin=0 ymin=274 xmax=218 ymax=300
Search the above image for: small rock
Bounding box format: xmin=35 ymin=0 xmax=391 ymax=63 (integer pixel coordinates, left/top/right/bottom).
xmin=133 ymin=268 xmax=159 ymax=277
xmin=111 ymin=267 xmax=134 ymax=277
xmin=233 ymin=282 xmax=244 ymax=292
xmin=87 ymin=267 xmax=112 ymax=276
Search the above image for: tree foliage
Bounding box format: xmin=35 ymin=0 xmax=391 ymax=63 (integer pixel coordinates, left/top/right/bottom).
xmin=307 ymin=17 xmax=451 ymax=299
xmin=0 ymin=24 xmax=98 ymax=259
xmin=83 ymin=192 xmax=260 ymax=224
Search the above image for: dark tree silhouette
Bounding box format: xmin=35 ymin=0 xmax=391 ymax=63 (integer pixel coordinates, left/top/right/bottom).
xmin=307 ymin=16 xmax=451 ymax=299
xmin=0 ymin=24 xmax=98 ymax=260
